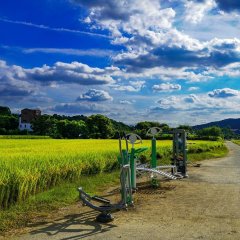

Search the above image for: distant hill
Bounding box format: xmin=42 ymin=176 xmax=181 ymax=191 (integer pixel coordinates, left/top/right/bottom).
xmin=193 ymin=118 xmax=240 ymax=134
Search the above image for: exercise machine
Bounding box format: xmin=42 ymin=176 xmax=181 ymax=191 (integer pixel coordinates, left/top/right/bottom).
xmin=123 ymin=132 xmax=178 ymax=185
xmin=124 ymin=133 xmax=148 ymax=190
xmin=172 ymin=129 xmax=188 ymax=178
xmin=78 ymin=129 xmax=188 ymax=223
xmin=77 ymin=134 xmax=133 ymax=223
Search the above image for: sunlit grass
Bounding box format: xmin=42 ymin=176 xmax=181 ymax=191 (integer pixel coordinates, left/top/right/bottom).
xmin=232 ymin=140 xmax=240 ymax=146
xmin=0 ymin=139 xmax=225 ymax=209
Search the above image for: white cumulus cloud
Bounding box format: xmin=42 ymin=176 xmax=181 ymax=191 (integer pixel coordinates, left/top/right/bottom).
xmin=208 ymin=88 xmax=239 ymax=98
xmin=184 ymin=0 xmax=217 ymax=24
xmin=152 ymin=83 xmax=181 ymax=92
xmin=76 ymin=89 xmax=113 ymax=101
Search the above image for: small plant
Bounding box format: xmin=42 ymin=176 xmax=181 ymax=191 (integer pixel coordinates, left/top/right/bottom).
xmin=151 ymin=177 xmax=160 ymax=189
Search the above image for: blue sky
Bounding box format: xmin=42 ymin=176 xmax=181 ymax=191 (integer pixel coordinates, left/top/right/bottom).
xmin=1 ymin=0 xmax=240 ymax=125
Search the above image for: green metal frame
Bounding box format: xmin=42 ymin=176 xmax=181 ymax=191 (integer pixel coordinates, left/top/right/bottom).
xmin=172 ymin=129 xmax=188 ymax=177
xmin=151 ymin=138 xmax=157 ymax=169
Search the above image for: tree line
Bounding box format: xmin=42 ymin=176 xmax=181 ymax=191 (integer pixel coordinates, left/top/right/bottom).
xmin=0 ymin=106 xmax=238 ymax=140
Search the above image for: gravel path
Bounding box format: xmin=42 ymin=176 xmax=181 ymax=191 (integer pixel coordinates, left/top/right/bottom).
xmin=13 ymin=141 xmax=240 ymax=240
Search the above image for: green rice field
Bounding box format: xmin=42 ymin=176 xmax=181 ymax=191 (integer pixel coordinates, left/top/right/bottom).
xmin=0 ymin=139 xmax=225 ymax=209
xmin=233 ymin=140 xmax=240 ymax=145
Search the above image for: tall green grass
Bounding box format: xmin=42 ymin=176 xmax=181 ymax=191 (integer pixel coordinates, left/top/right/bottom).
xmin=0 ymin=135 xmax=51 ymax=139
xmin=232 ymin=140 xmax=240 ymax=146
xmin=0 ymin=139 xmax=225 ymax=209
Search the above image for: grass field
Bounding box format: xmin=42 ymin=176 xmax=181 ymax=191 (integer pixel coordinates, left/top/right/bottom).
xmin=0 ymin=135 xmax=51 ymax=139
xmin=0 ymin=139 xmax=226 ymax=210
xmin=233 ymin=140 xmax=240 ymax=145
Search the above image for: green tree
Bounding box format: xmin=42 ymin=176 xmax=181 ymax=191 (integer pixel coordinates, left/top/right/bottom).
xmin=135 ymin=121 xmax=161 ymax=130
xmin=87 ymin=114 xmax=114 ymax=139
xmin=0 ymin=115 xmax=18 ymax=133
xmin=197 ymin=126 xmax=223 ymax=139
xmin=57 ymin=120 xmax=87 ymax=138
xmin=32 ymin=115 xmax=56 ymax=136
xmin=177 ymin=125 xmax=193 ymax=132
xmin=0 ymin=106 xmax=11 ymax=115
xmin=221 ymin=127 xmax=235 ymax=140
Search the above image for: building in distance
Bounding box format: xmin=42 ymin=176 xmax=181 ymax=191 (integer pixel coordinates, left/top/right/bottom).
xmin=19 ymin=108 xmax=41 ymax=131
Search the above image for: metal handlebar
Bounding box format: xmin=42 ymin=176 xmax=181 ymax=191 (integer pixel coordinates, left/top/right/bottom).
xmin=146 ymin=127 xmax=162 ymax=138
xmin=125 ymin=133 xmax=142 ymax=147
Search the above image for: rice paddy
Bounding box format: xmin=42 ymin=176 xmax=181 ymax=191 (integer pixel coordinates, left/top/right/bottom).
xmin=0 ymin=139 xmax=225 ymax=209
xmin=233 ymin=140 xmax=240 ymax=146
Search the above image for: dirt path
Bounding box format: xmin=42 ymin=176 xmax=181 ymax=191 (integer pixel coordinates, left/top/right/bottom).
xmin=12 ymin=142 xmax=240 ymax=240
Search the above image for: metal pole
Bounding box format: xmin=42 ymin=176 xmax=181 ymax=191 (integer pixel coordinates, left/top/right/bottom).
xmin=151 ymin=138 xmax=157 ymax=168
xmin=130 ymin=148 xmax=136 ymax=189
xmin=183 ymin=130 xmax=187 ymax=177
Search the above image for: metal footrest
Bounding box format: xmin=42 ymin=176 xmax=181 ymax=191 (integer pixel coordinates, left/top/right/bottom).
xmin=156 ymin=165 xmax=176 ymax=169
xmin=136 ymin=167 xmax=178 ymax=180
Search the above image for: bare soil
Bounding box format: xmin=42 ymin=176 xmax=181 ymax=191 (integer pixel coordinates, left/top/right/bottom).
xmin=10 ymin=142 xmax=240 ymax=240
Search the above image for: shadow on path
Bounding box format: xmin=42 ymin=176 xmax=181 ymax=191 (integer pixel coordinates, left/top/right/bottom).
xmin=28 ymin=210 xmax=117 ymax=240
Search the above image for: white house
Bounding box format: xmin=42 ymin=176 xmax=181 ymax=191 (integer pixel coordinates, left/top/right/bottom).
xmin=19 ymin=108 xmax=41 ymax=131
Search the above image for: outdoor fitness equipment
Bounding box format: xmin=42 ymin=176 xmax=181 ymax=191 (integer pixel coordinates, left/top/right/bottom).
xmin=172 ymin=129 xmax=188 ymax=178
xmin=144 ymin=128 xmax=187 ymax=178
xmin=124 ymin=133 xmax=148 ymax=190
xmin=77 ymin=129 xmax=188 ymax=223
xmin=147 ymin=127 xmax=162 ymax=187
xmin=124 ymin=132 xmax=178 ymax=187
xmin=136 ymin=128 xmax=178 ymax=180
xmin=77 ymin=134 xmax=133 ymax=223
xmin=147 ymin=127 xmax=162 ymax=169
xmin=144 ymin=128 xmax=188 ymax=179
xmin=147 ymin=127 xmax=179 ymax=177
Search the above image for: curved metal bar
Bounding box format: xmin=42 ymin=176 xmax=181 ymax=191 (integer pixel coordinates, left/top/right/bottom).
xmin=78 ymin=187 xmax=126 ymax=213
xmin=125 ymin=133 xmax=142 ymax=146
xmin=146 ymin=127 xmax=162 ymax=138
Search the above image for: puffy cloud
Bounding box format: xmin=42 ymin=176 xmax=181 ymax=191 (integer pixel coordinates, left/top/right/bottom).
xmin=0 ymin=60 xmax=119 ymax=105
xmin=188 ymin=87 xmax=200 ymax=91
xmin=114 ymin=38 xmax=240 ymax=70
xmin=156 ymin=96 xmax=179 ymax=109
xmin=183 ymin=1 xmax=240 ymax=15
xmin=0 ymin=60 xmax=115 ymax=86
xmin=207 ymin=38 xmax=240 ymax=54
xmin=27 ymin=61 xmax=115 ymax=85
xmin=73 ymin=0 xmax=177 ymax=56
xmin=74 ymin=0 xmax=175 ymax=35
xmin=184 ymin=94 xmax=199 ymax=103
xmin=0 ymin=60 xmax=36 ymax=101
xmin=154 ymin=92 xmax=240 ymax=115
xmin=208 ymin=88 xmax=239 ymax=98
xmin=148 ymin=90 xmax=240 ymax=125
xmin=129 ymin=80 xmax=145 ymax=89
xmin=76 ymin=1 xmax=240 ymax=77
xmin=152 ymin=83 xmax=181 ymax=92
xmin=111 ymin=80 xmax=145 ymax=92
xmin=119 ymin=100 xmax=133 ymax=105
xmin=50 ymin=102 xmax=106 ymax=114
xmin=0 ymin=84 xmax=34 ymax=98
xmin=0 ymin=60 xmax=7 ymax=68
xmin=206 ymin=62 xmax=240 ymax=78
xmin=184 ymin=0 xmax=217 ymax=24
xmin=73 ymin=0 xmax=134 ymax=21
xmin=73 ymin=0 xmax=240 ymax=82
xmin=76 ymin=89 xmax=113 ymax=101
xmin=114 ymin=65 xmax=212 ymax=82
